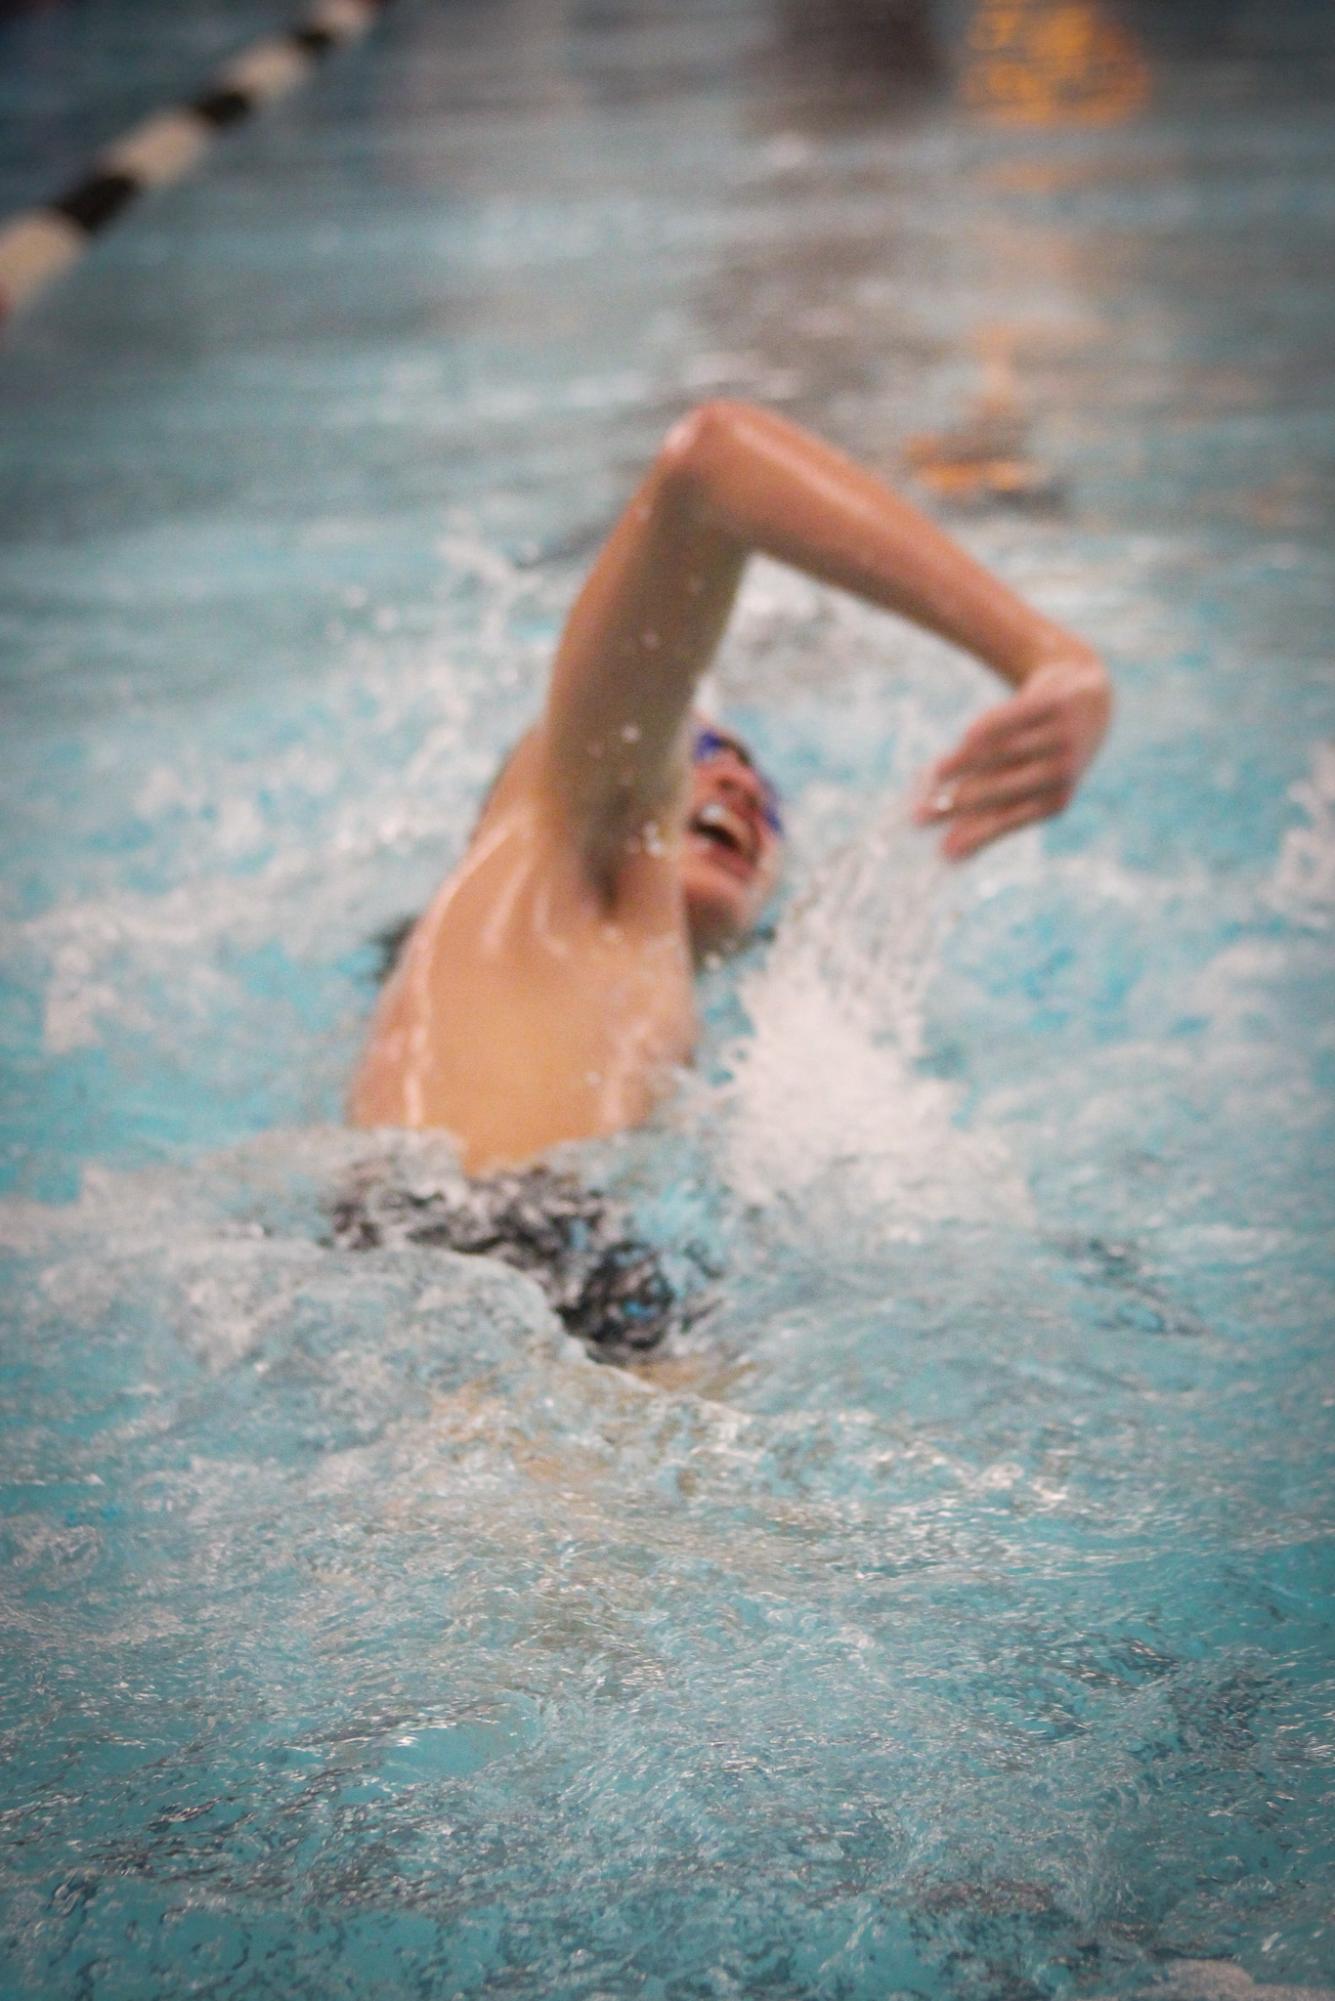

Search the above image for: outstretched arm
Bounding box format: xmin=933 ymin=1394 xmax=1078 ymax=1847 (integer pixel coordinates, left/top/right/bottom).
xmin=538 ymin=400 xmax=1111 ymax=873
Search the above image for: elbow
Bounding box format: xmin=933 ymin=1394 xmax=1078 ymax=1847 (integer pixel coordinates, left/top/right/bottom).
xmin=653 ymin=399 xmax=754 ymax=508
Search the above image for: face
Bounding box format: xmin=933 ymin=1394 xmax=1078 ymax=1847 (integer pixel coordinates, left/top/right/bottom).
xmin=679 ymin=724 xmax=785 ymax=959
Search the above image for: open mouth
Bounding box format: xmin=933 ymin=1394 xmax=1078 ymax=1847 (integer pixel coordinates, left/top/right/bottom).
xmin=688 ymin=801 xmax=756 ymax=875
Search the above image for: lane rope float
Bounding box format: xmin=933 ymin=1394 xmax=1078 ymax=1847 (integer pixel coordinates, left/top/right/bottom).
xmin=0 ymin=0 xmax=396 ymax=324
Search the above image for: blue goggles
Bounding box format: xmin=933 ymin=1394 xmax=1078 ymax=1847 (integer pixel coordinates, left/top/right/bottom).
xmin=691 ymin=726 xmax=784 ymax=838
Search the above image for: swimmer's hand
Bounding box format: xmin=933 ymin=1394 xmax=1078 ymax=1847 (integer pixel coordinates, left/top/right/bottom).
xmin=913 ymin=651 xmax=1112 ymax=861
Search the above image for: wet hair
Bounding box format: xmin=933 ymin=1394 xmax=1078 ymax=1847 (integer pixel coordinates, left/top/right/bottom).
xmin=370 ymin=914 xmax=418 ymax=985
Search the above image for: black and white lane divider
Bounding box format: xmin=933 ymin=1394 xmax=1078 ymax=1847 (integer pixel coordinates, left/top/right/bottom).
xmin=0 ymin=0 xmax=395 ymax=323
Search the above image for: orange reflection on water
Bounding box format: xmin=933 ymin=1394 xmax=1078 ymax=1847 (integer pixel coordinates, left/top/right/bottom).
xmin=962 ymin=0 xmax=1150 ymax=126
xmin=904 ymin=326 xmax=1065 ymax=512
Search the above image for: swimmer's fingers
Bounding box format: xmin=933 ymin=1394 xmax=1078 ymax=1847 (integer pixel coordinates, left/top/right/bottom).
xmin=912 ymin=719 xmax=1063 ymax=848
xmin=915 ymin=728 xmax=1055 ymax=810
xmin=913 ymin=652 xmax=1112 ymax=859
xmin=930 ymin=700 xmax=1058 ymax=785
xmin=940 ymin=787 xmax=1068 ymax=860
xmin=921 ymin=753 xmax=1066 ymax=826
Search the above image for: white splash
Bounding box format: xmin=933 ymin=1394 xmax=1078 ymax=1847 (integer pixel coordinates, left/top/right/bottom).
xmin=1268 ymin=739 xmax=1335 ymax=930
xmin=719 ymin=799 xmax=1031 ymax=1238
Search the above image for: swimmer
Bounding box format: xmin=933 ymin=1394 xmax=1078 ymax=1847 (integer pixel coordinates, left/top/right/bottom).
xmin=351 ymin=400 xmax=1111 ymax=1174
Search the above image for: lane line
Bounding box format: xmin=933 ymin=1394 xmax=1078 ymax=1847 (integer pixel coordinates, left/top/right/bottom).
xmin=0 ymin=0 xmax=395 ymax=323
xmin=214 ymin=37 xmax=323 ymax=105
xmin=98 ymin=109 xmax=217 ymax=190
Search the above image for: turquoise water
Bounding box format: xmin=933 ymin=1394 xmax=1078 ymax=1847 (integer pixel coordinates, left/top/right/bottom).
xmin=2 ymin=2 xmax=1333 ymax=1997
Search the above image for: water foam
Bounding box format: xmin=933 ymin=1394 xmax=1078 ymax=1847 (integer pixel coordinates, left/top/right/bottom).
xmin=1268 ymin=739 xmax=1335 ymax=930
xmin=718 ymin=799 xmax=1031 ymax=1237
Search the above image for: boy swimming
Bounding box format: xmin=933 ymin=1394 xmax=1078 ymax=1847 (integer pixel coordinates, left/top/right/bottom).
xmin=350 ymin=400 xmax=1111 ymax=1174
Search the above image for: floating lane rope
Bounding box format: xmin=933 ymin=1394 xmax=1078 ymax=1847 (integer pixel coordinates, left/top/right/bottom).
xmin=0 ymin=0 xmax=395 ymax=324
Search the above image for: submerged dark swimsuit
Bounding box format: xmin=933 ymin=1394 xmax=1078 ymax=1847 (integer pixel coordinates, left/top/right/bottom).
xmin=330 ymin=1165 xmax=678 ymax=1360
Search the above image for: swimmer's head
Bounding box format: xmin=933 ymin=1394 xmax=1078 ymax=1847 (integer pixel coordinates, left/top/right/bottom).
xmin=680 ymin=715 xmax=785 ymax=960
xmin=471 ymin=716 xmax=786 ymax=962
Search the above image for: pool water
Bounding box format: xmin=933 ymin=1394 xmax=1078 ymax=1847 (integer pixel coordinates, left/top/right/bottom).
xmin=2 ymin=2 xmax=1333 ymax=1997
